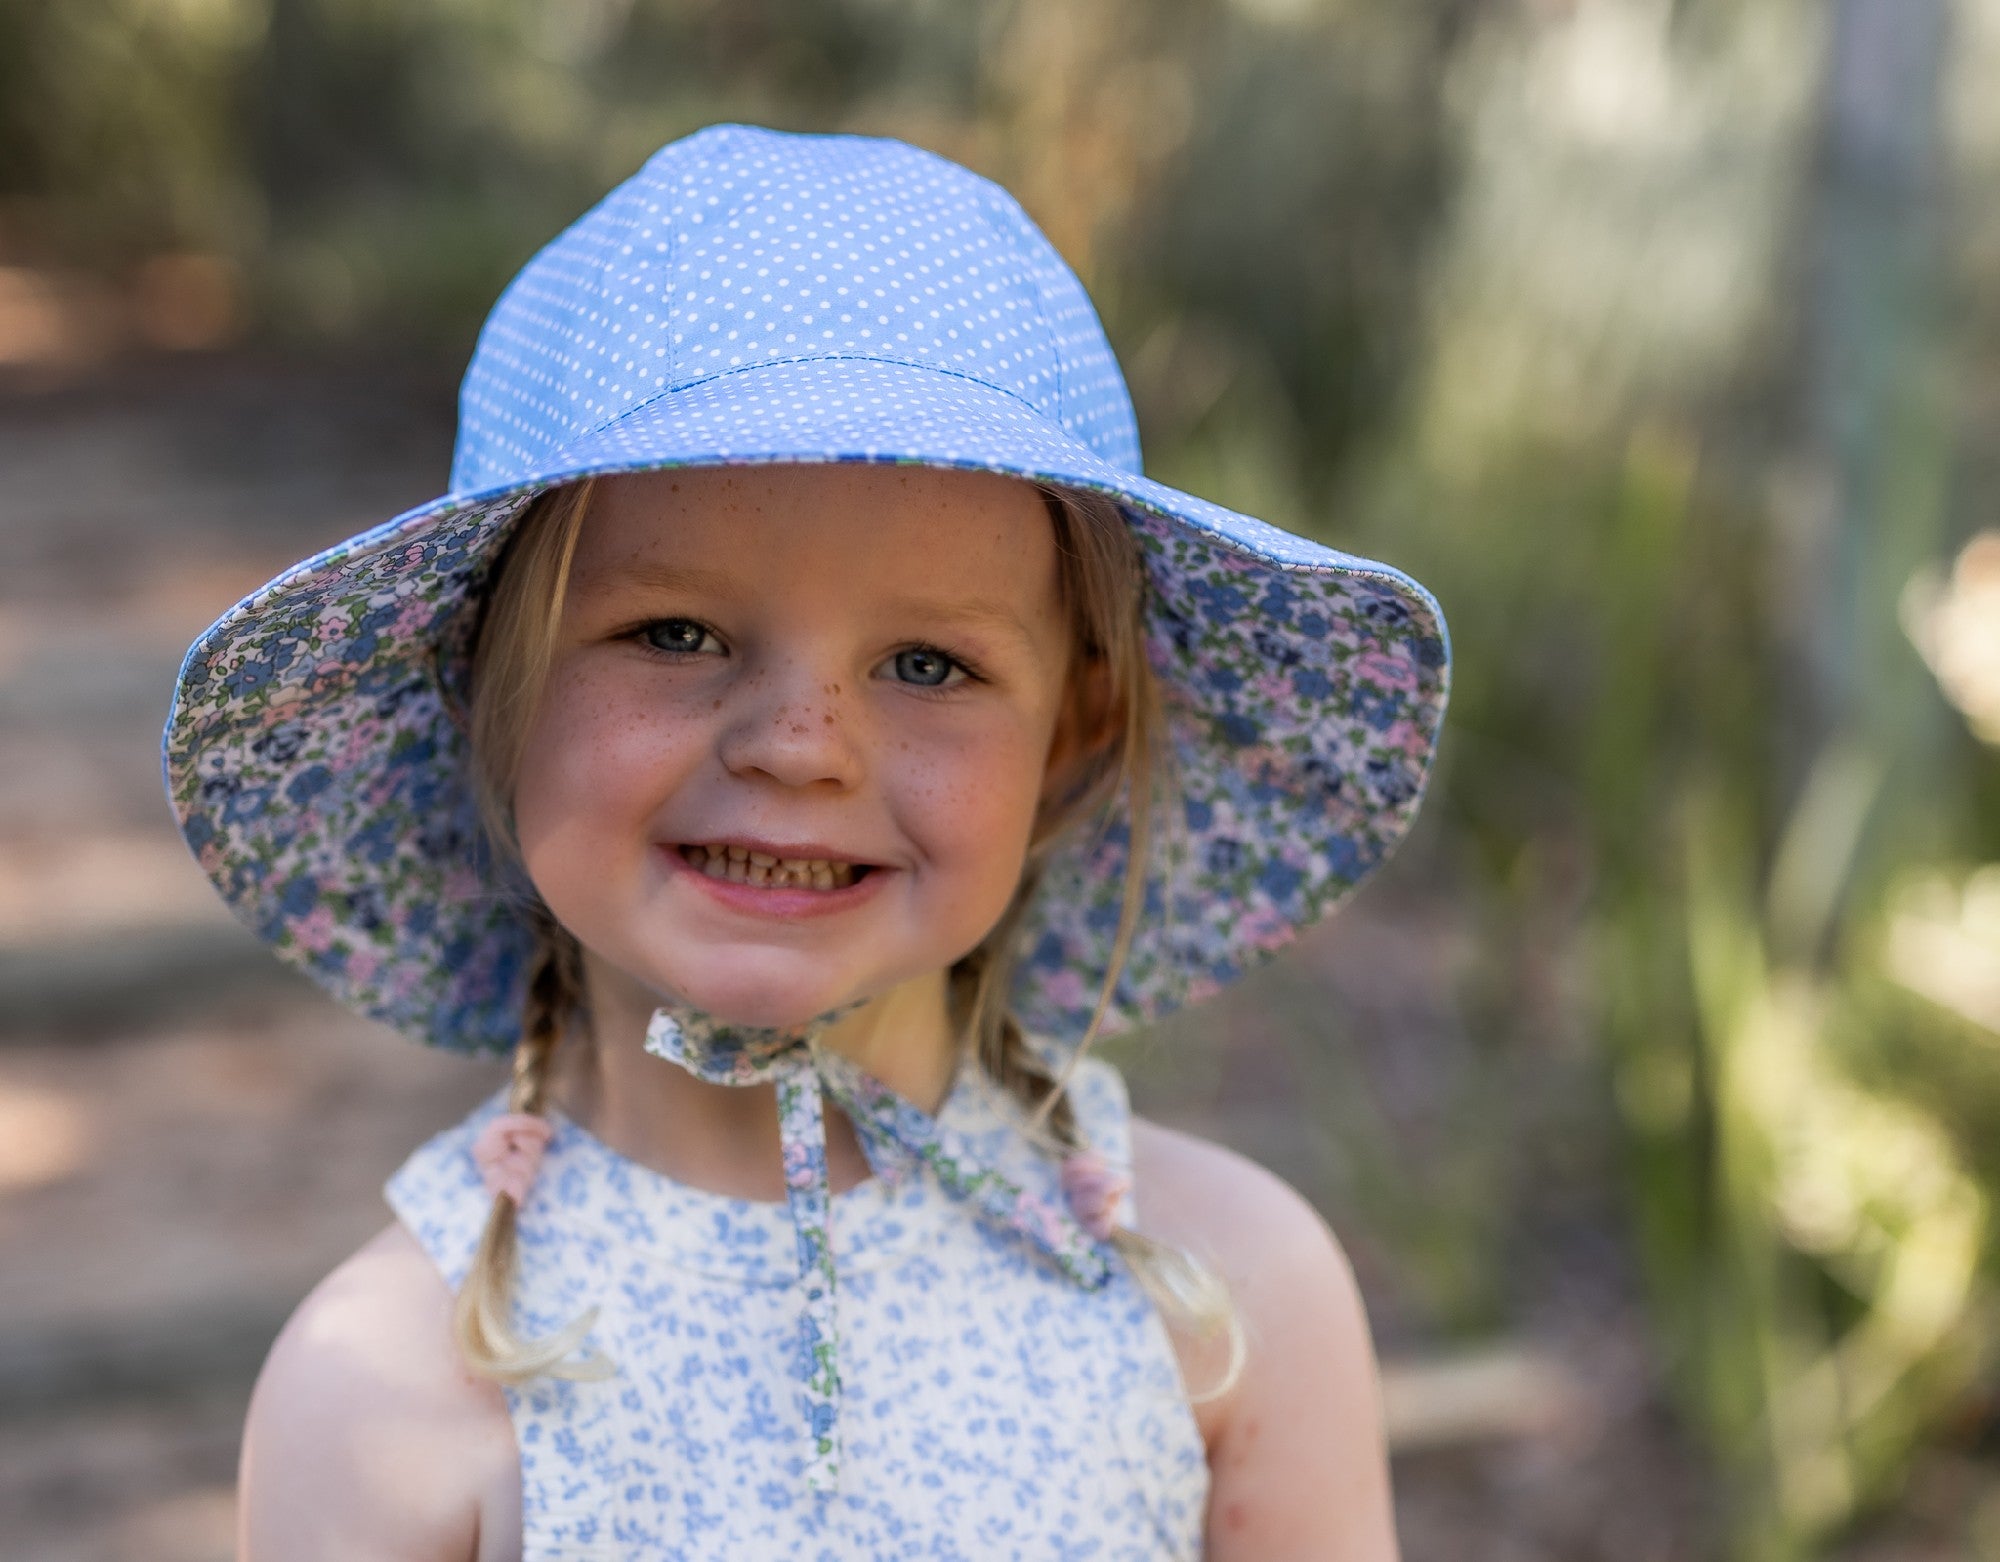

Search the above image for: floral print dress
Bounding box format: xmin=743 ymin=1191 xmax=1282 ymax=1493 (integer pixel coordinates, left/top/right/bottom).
xmin=385 ymin=1056 xmax=1209 ymax=1559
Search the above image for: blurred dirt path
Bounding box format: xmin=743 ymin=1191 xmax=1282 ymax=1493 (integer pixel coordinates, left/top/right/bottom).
xmin=0 ymin=358 xmax=508 ymax=1557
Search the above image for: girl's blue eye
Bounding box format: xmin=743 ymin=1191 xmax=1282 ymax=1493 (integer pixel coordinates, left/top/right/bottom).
xmin=891 ymin=647 xmax=962 ymax=687
xmin=642 ymin=619 xmax=718 ymax=655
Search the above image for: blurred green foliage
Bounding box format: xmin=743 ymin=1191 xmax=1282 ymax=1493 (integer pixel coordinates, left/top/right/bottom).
xmin=8 ymin=0 xmax=2000 ymax=1554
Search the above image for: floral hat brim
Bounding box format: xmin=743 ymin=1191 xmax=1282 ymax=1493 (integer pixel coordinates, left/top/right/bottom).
xmin=165 ymin=124 xmax=1449 ymax=1056
xmin=164 ymin=354 xmax=1448 ymax=1057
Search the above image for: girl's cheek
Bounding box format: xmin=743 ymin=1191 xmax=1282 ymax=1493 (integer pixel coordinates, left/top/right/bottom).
xmin=897 ymin=721 xmax=1050 ymax=864
xmin=518 ymin=663 xmax=711 ymax=830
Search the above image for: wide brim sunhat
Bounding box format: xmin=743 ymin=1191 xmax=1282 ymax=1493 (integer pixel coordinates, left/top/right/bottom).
xmin=164 ymin=123 xmax=1451 ymax=1058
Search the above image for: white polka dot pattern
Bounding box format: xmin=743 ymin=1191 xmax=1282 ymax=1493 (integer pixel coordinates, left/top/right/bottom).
xmin=452 ymin=125 xmax=1143 ymax=494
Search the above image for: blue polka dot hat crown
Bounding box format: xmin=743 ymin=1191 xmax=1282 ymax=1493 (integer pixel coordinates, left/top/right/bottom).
xmin=163 ymin=123 xmax=1451 ymax=1057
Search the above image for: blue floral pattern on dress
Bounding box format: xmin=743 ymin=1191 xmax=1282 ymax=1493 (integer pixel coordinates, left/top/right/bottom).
xmin=385 ymin=1056 xmax=1208 ymax=1559
xmin=642 ymin=1008 xmax=1118 ymax=1496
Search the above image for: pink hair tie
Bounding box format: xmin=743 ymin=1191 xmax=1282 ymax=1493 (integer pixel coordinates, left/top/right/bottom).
xmin=472 ymin=1112 xmax=554 ymax=1206
xmin=1060 ymin=1150 xmax=1132 ymax=1242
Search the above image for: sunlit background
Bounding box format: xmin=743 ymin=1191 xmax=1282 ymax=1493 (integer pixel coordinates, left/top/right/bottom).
xmin=3 ymin=1 xmax=1998 ymax=1557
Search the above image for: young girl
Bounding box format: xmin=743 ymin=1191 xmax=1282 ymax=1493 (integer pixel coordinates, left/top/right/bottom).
xmin=166 ymin=124 xmax=1449 ymax=1559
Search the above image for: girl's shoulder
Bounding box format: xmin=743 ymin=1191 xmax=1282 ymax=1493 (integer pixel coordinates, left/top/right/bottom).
xmin=1126 ymin=1113 xmax=1346 ymax=1275
xmin=237 ymin=1222 xmax=518 ymax=1562
xmin=1126 ymin=1115 xmax=1401 ymax=1559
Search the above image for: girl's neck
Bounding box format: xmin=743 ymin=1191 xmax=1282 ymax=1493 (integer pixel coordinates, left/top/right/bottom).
xmin=543 ymin=961 xmax=962 ymax=1202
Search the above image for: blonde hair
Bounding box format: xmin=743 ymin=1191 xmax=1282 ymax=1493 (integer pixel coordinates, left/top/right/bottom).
xmin=453 ymin=474 xmax=1245 ymax=1397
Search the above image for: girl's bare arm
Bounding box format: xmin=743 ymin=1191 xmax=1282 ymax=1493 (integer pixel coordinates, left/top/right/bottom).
xmin=1131 ymin=1118 xmax=1400 ymax=1562
xmin=237 ymin=1223 xmax=519 ymax=1562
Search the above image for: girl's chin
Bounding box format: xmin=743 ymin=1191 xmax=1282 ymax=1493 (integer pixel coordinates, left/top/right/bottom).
xmin=570 ymin=956 xmax=847 ymax=1037
xmin=643 ymin=976 xmax=863 ymax=1035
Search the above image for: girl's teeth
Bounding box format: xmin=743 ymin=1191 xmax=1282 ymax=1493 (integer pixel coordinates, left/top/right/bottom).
xmin=682 ymin=845 xmax=861 ymax=889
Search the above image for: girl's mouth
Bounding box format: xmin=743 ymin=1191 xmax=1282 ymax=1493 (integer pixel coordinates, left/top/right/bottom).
xmin=675 ymin=843 xmax=873 ymax=891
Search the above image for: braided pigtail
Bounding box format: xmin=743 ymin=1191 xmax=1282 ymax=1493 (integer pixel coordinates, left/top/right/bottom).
xmin=948 ymin=485 xmax=1245 ymax=1402
xmin=453 ymin=478 xmax=615 ymax=1385
xmin=452 ymin=920 xmax=615 ymax=1384
xmin=968 ymin=968 xmax=1247 ymax=1403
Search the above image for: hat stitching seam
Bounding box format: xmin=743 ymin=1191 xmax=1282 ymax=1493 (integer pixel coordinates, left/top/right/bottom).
xmin=556 ymin=350 xmax=1055 ymax=449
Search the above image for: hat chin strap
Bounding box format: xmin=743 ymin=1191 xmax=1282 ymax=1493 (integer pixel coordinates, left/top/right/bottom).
xmin=637 ymin=1001 xmax=1117 ymax=1498
xmin=639 ymin=997 xmax=860 ymax=1087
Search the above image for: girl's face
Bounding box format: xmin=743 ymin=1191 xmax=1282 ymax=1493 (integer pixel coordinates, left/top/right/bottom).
xmin=512 ymin=464 xmax=1087 ymax=1032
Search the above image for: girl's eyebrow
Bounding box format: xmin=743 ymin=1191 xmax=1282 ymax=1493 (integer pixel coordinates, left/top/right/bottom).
xmin=876 ymin=593 xmax=1039 ymax=649
xmin=582 ymin=560 xmax=749 ymax=599
xmin=587 ymin=564 xmax=1040 ymax=648
xmin=580 ymin=560 xmax=1040 ymax=644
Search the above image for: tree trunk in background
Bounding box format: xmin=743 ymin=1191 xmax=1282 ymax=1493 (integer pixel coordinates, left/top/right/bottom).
xmin=1793 ymin=0 xmax=1948 ymax=794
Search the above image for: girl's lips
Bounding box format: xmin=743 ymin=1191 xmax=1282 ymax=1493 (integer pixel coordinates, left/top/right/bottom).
xmin=659 ymin=843 xmax=889 ymax=920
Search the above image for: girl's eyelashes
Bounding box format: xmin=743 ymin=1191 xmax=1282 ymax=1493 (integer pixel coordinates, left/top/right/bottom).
xmin=625 ymin=618 xmax=980 ymax=691
xmin=635 ymin=617 xmax=725 ymax=657
xmin=880 ymin=644 xmax=977 ymax=692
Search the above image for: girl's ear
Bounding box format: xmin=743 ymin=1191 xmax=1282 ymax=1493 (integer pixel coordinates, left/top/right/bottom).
xmin=1039 ymin=655 xmax=1117 ymax=813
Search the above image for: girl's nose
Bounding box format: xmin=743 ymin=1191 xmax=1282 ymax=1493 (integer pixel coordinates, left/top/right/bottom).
xmin=714 ymin=667 xmax=865 ymax=791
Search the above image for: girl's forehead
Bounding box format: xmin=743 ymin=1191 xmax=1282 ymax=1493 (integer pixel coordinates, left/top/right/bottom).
xmin=571 ymin=463 xmax=1065 ymax=607
xmin=583 ymin=464 xmax=1054 ymax=561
